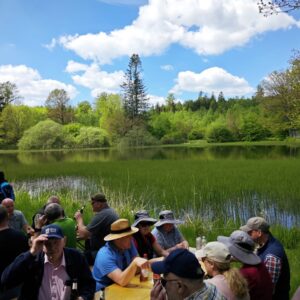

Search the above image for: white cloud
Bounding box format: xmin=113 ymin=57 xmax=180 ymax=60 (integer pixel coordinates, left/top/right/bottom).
xmin=43 ymin=38 xmax=57 ymax=51
xmin=148 ymin=94 xmax=166 ymax=106
xmin=67 ymin=63 xmax=124 ymax=97
xmin=161 ymin=64 xmax=174 ymax=71
xmin=0 ymin=65 xmax=78 ymax=106
xmin=58 ymin=0 xmax=300 ymax=64
xmin=170 ymin=67 xmax=255 ymax=97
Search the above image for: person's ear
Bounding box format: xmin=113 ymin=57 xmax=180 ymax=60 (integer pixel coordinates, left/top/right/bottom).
xmin=177 ymin=280 xmax=186 ymax=295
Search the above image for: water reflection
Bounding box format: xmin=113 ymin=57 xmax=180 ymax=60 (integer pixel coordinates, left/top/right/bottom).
xmin=7 ymin=145 xmax=300 ymax=164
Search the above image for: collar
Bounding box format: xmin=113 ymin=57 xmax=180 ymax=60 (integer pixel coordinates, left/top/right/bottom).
xmin=44 ymin=251 xmax=66 ymax=267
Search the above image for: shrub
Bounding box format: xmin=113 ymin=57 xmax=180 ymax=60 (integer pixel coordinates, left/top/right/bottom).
xmin=206 ymin=123 xmax=234 ymax=143
xmin=161 ymin=132 xmax=187 ymax=144
xmin=75 ymin=127 xmax=110 ymax=148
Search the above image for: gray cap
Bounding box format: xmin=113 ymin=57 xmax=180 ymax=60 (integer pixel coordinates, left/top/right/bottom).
xmin=218 ymin=230 xmax=261 ymax=265
xmin=132 ymin=210 xmax=157 ymax=227
xmin=154 ymin=210 xmax=184 ymax=227
xmin=240 ymin=217 xmax=270 ymax=233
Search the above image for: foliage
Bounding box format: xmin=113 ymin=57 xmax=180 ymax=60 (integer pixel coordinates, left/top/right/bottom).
xmin=18 ymin=119 xmax=64 ymax=150
xmin=206 ymin=121 xmax=235 ymax=143
xmin=1 ymin=105 xmax=46 ymax=144
xmin=121 ymin=54 xmax=149 ymax=120
xmin=75 ymin=126 xmax=110 ymax=148
xmin=45 ymin=89 xmax=74 ymax=124
xmin=62 ymin=123 xmax=82 ymax=148
xmin=258 ymin=0 xmax=300 ymax=16
xmin=0 ymin=81 xmax=20 ymax=111
xmin=119 ymin=125 xmax=159 ymax=147
xmin=74 ymin=101 xmax=98 ymax=126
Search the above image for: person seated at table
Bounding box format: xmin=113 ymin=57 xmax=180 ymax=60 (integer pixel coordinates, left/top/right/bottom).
xmin=132 ymin=210 xmax=169 ymax=259
xmin=93 ymin=218 xmax=149 ymax=291
xmin=151 ymin=210 xmax=188 ymax=253
xmin=151 ymin=248 xmax=226 ymax=300
xmin=218 ymin=230 xmax=273 ymax=300
xmin=198 ymin=241 xmax=250 ymax=300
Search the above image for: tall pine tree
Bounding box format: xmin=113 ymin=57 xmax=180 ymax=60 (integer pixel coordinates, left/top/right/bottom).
xmin=121 ymin=54 xmax=148 ymax=120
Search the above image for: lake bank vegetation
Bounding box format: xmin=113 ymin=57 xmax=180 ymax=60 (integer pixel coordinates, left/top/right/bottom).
xmin=0 ymin=53 xmax=299 ymax=150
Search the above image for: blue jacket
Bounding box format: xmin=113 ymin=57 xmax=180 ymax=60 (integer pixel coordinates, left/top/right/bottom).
xmin=1 ymin=248 xmax=95 ymax=300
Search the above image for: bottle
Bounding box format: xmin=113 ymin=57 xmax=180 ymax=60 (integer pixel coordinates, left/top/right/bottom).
xmin=70 ymin=279 xmax=79 ymax=300
xmin=152 ymin=273 xmax=161 ymax=285
xmin=196 ymin=237 xmax=202 ymax=250
xmin=140 ymin=253 xmax=149 ymax=282
xmin=201 ymin=236 xmax=207 ymax=248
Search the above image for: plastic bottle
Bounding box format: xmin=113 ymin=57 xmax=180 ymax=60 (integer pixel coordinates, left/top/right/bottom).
xmin=201 ymin=236 xmax=207 ymax=248
xmin=140 ymin=253 xmax=149 ymax=282
xmin=196 ymin=237 xmax=202 ymax=250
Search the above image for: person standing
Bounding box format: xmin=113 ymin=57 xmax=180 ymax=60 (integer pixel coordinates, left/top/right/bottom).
xmin=0 ymin=206 xmax=29 ymax=300
xmin=74 ymin=193 xmax=118 ymax=264
xmin=1 ymin=224 xmax=95 ymax=300
xmin=0 ymin=171 xmax=15 ymax=203
xmin=240 ymin=217 xmax=290 ymax=300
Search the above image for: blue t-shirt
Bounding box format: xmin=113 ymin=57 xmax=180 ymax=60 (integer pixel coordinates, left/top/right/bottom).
xmin=151 ymin=226 xmax=184 ymax=250
xmin=92 ymin=239 xmax=138 ymax=291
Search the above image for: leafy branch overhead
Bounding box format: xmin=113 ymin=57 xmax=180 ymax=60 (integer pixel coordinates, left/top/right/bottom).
xmin=258 ymin=0 xmax=300 ymax=16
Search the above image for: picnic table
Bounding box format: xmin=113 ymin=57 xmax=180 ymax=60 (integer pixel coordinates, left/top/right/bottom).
xmin=104 ymin=274 xmax=153 ymax=300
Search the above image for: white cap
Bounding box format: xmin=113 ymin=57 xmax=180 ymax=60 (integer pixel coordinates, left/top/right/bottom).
xmin=196 ymin=241 xmax=231 ymax=263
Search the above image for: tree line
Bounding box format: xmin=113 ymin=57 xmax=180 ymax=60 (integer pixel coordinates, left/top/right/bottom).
xmin=0 ymin=52 xmax=299 ymax=150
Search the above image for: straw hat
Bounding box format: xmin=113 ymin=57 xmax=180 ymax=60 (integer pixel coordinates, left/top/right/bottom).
xmin=132 ymin=210 xmax=157 ymax=227
xmin=104 ymin=219 xmax=139 ymax=241
xmin=217 ymin=230 xmax=261 ymax=265
xmin=154 ymin=210 xmax=184 ymax=227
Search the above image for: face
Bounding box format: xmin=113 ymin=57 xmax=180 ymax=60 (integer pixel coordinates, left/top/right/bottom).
xmin=43 ymin=238 xmax=65 ymax=264
xmin=162 ymin=223 xmax=174 ymax=233
xmin=161 ymin=273 xmax=185 ymax=300
xmin=138 ymin=222 xmax=152 ymax=236
xmin=248 ymin=229 xmax=262 ymax=243
xmin=202 ymin=258 xmax=214 ymax=276
xmin=2 ymin=200 xmax=14 ymax=214
xmin=91 ymin=200 xmax=102 ymax=212
xmin=114 ymin=235 xmax=132 ymax=250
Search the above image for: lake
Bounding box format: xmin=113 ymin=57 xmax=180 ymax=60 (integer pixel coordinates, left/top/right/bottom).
xmin=2 ymin=145 xmax=300 ymax=228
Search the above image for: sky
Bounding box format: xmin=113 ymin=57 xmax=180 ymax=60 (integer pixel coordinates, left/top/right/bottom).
xmin=0 ymin=0 xmax=300 ymax=107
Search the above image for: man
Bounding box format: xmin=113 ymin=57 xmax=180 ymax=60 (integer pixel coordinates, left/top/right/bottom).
xmin=152 ymin=210 xmax=189 ymax=253
xmin=93 ymin=218 xmax=149 ymax=291
xmin=1 ymin=224 xmax=95 ymax=300
xmin=1 ymin=198 xmax=33 ymax=235
xmin=74 ymin=193 xmax=118 ymax=264
xmin=240 ymin=216 xmax=290 ymax=300
xmin=44 ymin=203 xmax=77 ymax=248
xmin=0 ymin=205 xmax=29 ymax=300
xmin=0 ymin=171 xmax=15 ymax=203
xmin=151 ymin=248 xmax=226 ymax=300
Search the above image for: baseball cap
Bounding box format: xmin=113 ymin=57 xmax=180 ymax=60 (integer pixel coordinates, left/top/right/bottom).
xmin=240 ymin=217 xmax=270 ymax=233
xmin=91 ymin=193 xmax=107 ymax=202
xmin=197 ymin=241 xmax=231 ymax=263
xmin=151 ymin=249 xmax=204 ymax=279
xmin=41 ymin=224 xmax=64 ymax=239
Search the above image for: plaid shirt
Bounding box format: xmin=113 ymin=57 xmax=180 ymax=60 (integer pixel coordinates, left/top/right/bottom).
xmin=185 ymin=282 xmax=227 ymax=300
xmin=264 ymin=254 xmax=281 ymax=285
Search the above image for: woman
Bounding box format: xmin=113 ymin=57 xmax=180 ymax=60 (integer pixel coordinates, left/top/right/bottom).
xmin=198 ymin=241 xmax=250 ymax=300
xmin=132 ymin=210 xmax=168 ymax=259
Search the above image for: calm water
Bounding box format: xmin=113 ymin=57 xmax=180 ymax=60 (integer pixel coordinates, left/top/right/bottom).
xmin=2 ymin=145 xmax=300 ymax=228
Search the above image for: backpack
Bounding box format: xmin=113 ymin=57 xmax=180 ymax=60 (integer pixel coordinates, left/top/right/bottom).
xmin=0 ymin=181 xmax=15 ymax=202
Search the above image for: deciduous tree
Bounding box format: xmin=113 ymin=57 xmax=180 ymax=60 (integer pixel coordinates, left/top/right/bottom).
xmin=0 ymin=81 xmax=20 ymax=111
xmin=258 ymin=0 xmax=300 ymax=16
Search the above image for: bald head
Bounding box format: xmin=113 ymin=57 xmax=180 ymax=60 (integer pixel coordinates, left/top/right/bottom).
xmin=1 ymin=198 xmax=14 ymax=215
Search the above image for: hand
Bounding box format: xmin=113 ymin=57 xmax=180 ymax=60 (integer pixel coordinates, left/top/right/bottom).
xmin=74 ymin=211 xmax=83 ymax=221
xmin=133 ymin=257 xmax=149 ymax=269
xmin=30 ymin=234 xmax=48 ymax=256
xmin=151 ymin=280 xmax=167 ymax=300
xmin=176 ymin=241 xmax=189 ymax=249
xmin=26 ymin=226 xmax=35 ymax=236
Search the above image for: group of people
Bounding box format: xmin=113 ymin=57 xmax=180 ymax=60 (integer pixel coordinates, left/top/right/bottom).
xmin=0 ymin=177 xmax=297 ymax=300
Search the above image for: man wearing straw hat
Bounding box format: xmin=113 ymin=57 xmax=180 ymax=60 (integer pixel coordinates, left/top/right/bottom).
xmin=93 ymin=218 xmax=149 ymax=292
xmin=152 ymin=210 xmax=188 ymax=253
xmin=240 ymin=217 xmax=290 ymax=300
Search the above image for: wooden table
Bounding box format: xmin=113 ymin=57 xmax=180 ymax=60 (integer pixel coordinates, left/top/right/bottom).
xmin=104 ymin=274 xmax=153 ymax=300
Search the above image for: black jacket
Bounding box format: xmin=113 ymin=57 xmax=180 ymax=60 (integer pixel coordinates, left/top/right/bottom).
xmin=1 ymin=248 xmax=95 ymax=300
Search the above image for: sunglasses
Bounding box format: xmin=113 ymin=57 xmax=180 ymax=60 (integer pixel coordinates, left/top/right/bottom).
xmin=160 ymin=277 xmax=179 ymax=287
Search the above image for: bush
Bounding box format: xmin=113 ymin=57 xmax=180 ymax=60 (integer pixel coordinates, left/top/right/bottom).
xmin=161 ymin=132 xmax=187 ymax=144
xmin=75 ymin=127 xmax=110 ymax=148
xmin=18 ymin=120 xmax=64 ymax=150
xmin=206 ymin=123 xmax=234 ymax=143
xmin=188 ymin=129 xmax=205 ymax=140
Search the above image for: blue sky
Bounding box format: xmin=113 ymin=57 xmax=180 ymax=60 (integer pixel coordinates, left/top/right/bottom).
xmin=0 ymin=0 xmax=300 ymax=106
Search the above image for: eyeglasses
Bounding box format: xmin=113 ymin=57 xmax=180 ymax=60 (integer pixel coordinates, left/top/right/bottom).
xmin=160 ymin=277 xmax=179 ymax=287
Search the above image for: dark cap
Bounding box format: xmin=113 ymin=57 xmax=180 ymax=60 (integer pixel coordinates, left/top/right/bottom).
xmin=132 ymin=210 xmax=157 ymax=227
xmin=91 ymin=193 xmax=107 ymax=202
xmin=41 ymin=224 xmax=64 ymax=239
xmin=152 ymin=249 xmax=204 ymax=279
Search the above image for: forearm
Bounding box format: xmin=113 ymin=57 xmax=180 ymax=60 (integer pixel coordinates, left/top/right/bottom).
xmin=111 ymin=261 xmax=138 ymax=287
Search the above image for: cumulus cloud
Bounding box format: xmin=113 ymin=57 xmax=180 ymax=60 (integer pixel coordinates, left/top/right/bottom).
xmin=170 ymin=67 xmax=255 ymax=97
xmin=66 ymin=62 xmax=124 ymax=97
xmin=161 ymin=64 xmax=174 ymax=71
xmin=0 ymin=65 xmax=77 ymax=106
xmin=58 ymin=0 xmax=300 ymax=64
xmin=148 ymin=94 xmax=166 ymax=106
xmin=43 ymin=38 xmax=57 ymax=51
